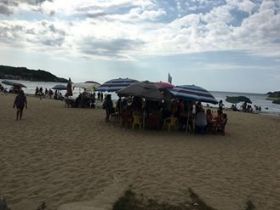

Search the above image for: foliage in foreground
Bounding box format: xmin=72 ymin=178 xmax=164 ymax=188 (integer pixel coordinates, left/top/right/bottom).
xmin=1 ymin=188 xmax=256 ymax=210
xmin=113 ymin=188 xmax=256 ymax=210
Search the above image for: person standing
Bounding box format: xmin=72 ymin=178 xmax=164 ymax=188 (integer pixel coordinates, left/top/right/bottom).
xmin=195 ymin=107 xmax=207 ymax=134
xmin=13 ymin=90 xmax=27 ymax=120
xmin=218 ymin=100 xmax=224 ymax=112
xmin=66 ymin=78 xmax=73 ymax=97
xmin=103 ymin=94 xmax=113 ymax=122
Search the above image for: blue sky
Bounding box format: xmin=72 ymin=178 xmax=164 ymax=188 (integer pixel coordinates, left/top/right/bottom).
xmin=0 ymin=0 xmax=279 ymax=93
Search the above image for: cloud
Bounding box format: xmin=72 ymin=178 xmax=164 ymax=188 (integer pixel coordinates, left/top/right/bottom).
xmin=0 ymin=0 xmax=279 ymax=60
xmin=0 ymin=4 xmax=12 ymax=15
xmin=17 ymin=0 xmax=52 ymax=5
xmin=0 ymin=0 xmax=19 ymax=15
xmin=0 ymin=20 xmax=67 ymax=51
xmin=80 ymin=38 xmax=145 ymax=59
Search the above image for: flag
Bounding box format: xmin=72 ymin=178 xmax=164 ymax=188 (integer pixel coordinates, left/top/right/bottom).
xmin=168 ymin=73 xmax=172 ymax=84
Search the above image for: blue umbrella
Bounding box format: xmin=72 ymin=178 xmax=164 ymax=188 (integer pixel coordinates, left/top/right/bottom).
xmin=2 ymin=80 xmax=26 ymax=88
xmin=168 ymin=85 xmax=218 ymax=104
xmin=96 ymin=78 xmax=138 ymax=92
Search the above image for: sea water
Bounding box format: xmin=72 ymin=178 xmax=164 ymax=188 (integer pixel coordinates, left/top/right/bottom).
xmin=1 ymin=79 xmax=279 ymax=115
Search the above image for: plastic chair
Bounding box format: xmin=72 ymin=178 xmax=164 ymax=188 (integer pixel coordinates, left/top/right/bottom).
xmin=121 ymin=111 xmax=132 ymax=128
xmin=132 ymin=113 xmax=142 ymax=129
xmin=147 ymin=112 xmax=161 ymax=129
xmin=164 ymin=116 xmax=178 ymax=131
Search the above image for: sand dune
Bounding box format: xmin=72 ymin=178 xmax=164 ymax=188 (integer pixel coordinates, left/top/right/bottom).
xmin=0 ymin=94 xmax=279 ymax=210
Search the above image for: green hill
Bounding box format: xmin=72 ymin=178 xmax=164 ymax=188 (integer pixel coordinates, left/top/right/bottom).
xmin=0 ymin=65 xmax=67 ymax=82
xmin=267 ymin=91 xmax=280 ymax=104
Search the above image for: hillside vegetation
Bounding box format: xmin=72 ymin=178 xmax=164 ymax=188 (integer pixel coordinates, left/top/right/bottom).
xmin=0 ymin=65 xmax=67 ymax=82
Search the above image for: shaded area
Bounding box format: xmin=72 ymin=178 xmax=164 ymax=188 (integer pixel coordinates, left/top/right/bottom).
xmin=113 ymin=189 xmax=255 ymax=210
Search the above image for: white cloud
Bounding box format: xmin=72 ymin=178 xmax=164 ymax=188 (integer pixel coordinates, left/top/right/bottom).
xmin=0 ymin=0 xmax=279 ymax=60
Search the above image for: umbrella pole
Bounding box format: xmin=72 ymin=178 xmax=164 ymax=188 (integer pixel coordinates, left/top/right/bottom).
xmin=119 ymin=97 xmax=122 ymax=124
xmin=143 ymin=99 xmax=146 ymax=129
xmin=186 ymin=114 xmax=189 ymax=134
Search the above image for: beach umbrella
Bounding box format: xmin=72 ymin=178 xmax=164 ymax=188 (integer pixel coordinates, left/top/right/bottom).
xmin=226 ymin=96 xmax=252 ymax=104
xmin=168 ymin=85 xmax=218 ymax=104
xmin=74 ymin=81 xmax=100 ymax=91
xmin=96 ymin=78 xmax=138 ymax=92
xmin=117 ymin=81 xmax=164 ymax=101
xmin=154 ymin=81 xmax=174 ymax=90
xmin=52 ymin=84 xmax=67 ymax=90
xmin=1 ymin=80 xmax=26 ymax=88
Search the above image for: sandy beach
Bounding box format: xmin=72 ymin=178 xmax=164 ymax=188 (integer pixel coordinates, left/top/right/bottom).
xmin=0 ymin=94 xmax=279 ymax=210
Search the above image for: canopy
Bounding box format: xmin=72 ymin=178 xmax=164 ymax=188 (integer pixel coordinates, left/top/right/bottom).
xmin=168 ymin=85 xmax=218 ymax=104
xmin=52 ymin=84 xmax=67 ymax=90
xmin=226 ymin=96 xmax=252 ymax=104
xmin=117 ymin=81 xmax=163 ymax=101
xmin=154 ymin=81 xmax=174 ymax=90
xmin=1 ymin=80 xmax=26 ymax=88
xmin=74 ymin=81 xmax=100 ymax=91
xmin=96 ymin=78 xmax=138 ymax=92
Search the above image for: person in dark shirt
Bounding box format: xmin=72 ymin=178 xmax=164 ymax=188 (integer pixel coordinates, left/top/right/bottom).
xmin=103 ymin=94 xmax=113 ymax=122
xmin=13 ymin=90 xmax=27 ymax=120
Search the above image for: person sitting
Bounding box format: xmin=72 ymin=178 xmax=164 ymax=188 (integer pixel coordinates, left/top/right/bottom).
xmin=195 ymin=108 xmax=207 ymax=134
xmin=177 ymin=99 xmax=187 ymax=131
xmin=206 ymin=109 xmax=215 ymax=133
xmin=216 ymin=113 xmax=228 ymax=135
xmin=121 ymin=106 xmax=133 ymax=128
xmin=242 ymin=102 xmax=247 ymax=112
xmin=147 ymin=111 xmax=161 ymax=130
xmin=231 ymin=104 xmax=238 ymax=111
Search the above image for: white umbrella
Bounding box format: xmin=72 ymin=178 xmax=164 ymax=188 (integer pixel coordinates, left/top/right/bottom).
xmin=74 ymin=81 xmax=100 ymax=91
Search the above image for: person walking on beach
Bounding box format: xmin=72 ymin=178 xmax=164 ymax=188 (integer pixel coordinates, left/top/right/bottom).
xmin=13 ymin=90 xmax=27 ymax=120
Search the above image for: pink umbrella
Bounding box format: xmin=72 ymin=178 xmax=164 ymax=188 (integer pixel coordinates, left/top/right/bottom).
xmin=154 ymin=81 xmax=174 ymax=89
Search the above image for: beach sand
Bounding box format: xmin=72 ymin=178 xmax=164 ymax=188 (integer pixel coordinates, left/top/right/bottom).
xmin=0 ymin=94 xmax=279 ymax=210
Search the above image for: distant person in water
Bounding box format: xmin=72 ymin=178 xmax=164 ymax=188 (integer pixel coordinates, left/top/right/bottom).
xmin=13 ymin=90 xmax=27 ymax=120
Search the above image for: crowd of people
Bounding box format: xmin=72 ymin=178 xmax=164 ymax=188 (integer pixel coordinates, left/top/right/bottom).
xmin=34 ymin=87 xmax=62 ymax=99
xmin=2 ymin=83 xmax=229 ymax=132
xmin=230 ymin=102 xmax=262 ymax=112
xmin=65 ymin=92 xmax=96 ymax=108
xmin=102 ymin=95 xmax=228 ymax=135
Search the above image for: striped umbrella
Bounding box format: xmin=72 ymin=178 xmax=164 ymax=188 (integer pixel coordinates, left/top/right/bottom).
xmin=52 ymin=84 xmax=67 ymax=90
xmin=168 ymin=85 xmax=218 ymax=104
xmin=96 ymin=78 xmax=138 ymax=92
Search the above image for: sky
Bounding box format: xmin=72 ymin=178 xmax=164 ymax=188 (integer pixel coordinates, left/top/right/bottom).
xmin=0 ymin=0 xmax=280 ymax=93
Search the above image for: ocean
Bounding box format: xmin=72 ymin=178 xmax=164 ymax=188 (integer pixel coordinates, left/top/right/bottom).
xmin=1 ymin=79 xmax=280 ymax=115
